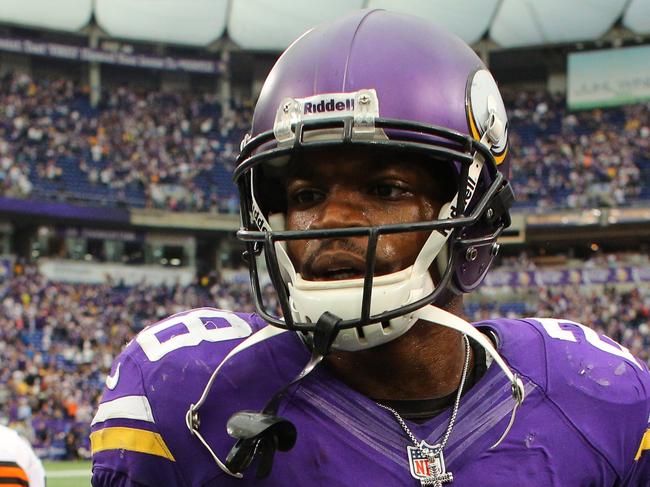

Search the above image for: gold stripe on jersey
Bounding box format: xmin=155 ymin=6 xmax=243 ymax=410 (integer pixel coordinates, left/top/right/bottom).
xmin=91 ymin=426 xmax=176 ymax=461
xmin=635 ymin=428 xmax=650 ymax=461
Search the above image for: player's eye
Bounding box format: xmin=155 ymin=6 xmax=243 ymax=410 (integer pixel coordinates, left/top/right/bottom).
xmin=289 ymin=188 xmax=324 ymax=206
xmin=368 ymin=181 xmax=411 ymax=199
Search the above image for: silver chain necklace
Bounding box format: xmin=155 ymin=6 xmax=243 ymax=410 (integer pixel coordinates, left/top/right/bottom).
xmin=378 ymin=334 xmax=471 ymax=487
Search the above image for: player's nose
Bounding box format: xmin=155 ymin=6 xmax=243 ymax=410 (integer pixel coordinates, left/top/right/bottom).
xmin=311 ymin=188 xmax=369 ymax=230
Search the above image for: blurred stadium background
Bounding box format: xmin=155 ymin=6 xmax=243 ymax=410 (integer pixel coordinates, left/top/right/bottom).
xmin=0 ymin=0 xmax=649 ymax=484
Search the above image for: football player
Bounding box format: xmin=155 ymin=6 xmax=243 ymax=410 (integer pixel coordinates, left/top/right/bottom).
xmin=0 ymin=424 xmax=46 ymax=487
xmin=91 ymin=10 xmax=650 ymax=486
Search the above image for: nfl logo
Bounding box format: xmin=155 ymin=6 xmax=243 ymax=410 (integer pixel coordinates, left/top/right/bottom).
xmin=407 ymin=441 xmax=449 ymax=482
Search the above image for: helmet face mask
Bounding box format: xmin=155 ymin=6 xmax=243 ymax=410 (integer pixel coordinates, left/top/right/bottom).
xmin=234 ymin=10 xmax=515 ymax=351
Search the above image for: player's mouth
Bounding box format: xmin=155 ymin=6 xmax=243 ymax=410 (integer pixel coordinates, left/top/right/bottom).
xmin=304 ymin=252 xmax=367 ymax=281
xmin=302 ymin=251 xmax=400 ymax=281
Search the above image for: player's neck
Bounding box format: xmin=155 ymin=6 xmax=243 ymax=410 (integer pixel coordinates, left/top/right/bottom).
xmin=324 ymin=318 xmax=474 ymax=401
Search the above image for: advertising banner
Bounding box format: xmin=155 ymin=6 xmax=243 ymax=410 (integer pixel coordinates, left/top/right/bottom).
xmin=0 ymin=37 xmax=223 ymax=74
xmin=483 ymin=266 xmax=650 ymax=288
xmin=568 ymin=45 xmax=650 ymax=110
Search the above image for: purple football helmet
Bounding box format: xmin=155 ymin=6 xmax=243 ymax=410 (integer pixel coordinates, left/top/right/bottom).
xmin=234 ymin=9 xmax=514 ymax=350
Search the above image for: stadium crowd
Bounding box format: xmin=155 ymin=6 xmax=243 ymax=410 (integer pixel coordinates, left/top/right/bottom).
xmin=2 ymin=71 xmax=649 ymax=212
xmin=0 ymin=72 xmax=250 ymax=212
xmin=0 ymin=257 xmax=648 ymax=459
xmin=504 ymin=89 xmax=649 ymax=208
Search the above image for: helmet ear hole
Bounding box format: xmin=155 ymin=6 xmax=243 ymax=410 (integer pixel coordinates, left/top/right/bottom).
xmin=429 ymin=160 xmax=459 ymax=205
xmin=254 ymin=164 xmax=288 ymax=217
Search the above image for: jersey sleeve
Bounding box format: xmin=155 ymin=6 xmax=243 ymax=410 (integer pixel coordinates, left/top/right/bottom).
xmin=523 ymin=317 xmax=650 ymax=483
xmin=90 ymin=349 xmax=186 ymax=487
xmin=91 ymin=466 xmax=153 ymax=487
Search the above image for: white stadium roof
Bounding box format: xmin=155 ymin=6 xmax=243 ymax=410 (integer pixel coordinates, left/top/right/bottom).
xmin=0 ymin=0 xmax=648 ymax=49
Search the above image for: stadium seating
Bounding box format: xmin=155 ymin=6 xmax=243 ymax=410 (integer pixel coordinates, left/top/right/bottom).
xmin=2 ymin=72 xmax=648 ymax=212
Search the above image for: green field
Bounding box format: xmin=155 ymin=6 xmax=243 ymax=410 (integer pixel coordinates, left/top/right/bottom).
xmin=44 ymin=460 xmax=92 ymax=487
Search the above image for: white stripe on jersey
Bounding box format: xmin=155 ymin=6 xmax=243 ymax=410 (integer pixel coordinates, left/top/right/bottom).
xmin=92 ymin=395 xmax=155 ymax=426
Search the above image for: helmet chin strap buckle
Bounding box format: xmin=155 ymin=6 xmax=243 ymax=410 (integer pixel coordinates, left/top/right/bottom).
xmin=224 ymin=312 xmax=340 ymax=478
xmin=225 ymin=412 xmax=297 ymax=478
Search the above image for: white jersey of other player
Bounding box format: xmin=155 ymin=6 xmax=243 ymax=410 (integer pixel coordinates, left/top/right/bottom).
xmin=0 ymin=424 xmax=46 ymax=487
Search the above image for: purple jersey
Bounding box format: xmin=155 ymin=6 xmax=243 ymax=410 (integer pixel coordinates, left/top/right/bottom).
xmin=91 ymin=308 xmax=650 ymax=486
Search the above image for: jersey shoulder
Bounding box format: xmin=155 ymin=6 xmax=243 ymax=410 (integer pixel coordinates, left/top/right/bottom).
xmin=478 ymin=316 xmax=650 ymax=480
xmin=479 ymin=316 xmax=649 ymax=393
xmin=90 ymin=307 xmax=272 ymax=487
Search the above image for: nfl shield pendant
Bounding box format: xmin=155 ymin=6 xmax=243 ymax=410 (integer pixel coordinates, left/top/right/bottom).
xmin=407 ymin=441 xmax=453 ymax=486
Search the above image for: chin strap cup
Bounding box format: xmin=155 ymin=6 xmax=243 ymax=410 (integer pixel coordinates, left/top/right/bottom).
xmin=225 ymin=411 xmax=297 ymax=478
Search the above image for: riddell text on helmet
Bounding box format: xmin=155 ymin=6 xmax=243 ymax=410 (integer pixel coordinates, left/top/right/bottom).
xmin=303 ymin=98 xmax=355 ymax=114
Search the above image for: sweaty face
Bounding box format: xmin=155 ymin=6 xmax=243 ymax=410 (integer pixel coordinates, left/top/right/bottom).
xmin=284 ymin=148 xmax=450 ymax=281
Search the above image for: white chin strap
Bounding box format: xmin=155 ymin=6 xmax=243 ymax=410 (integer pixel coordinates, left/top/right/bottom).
xmin=289 ymin=265 xmax=434 ymax=351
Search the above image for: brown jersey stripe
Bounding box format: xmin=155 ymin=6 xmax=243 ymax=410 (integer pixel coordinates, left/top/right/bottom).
xmin=0 ymin=479 xmax=29 ymax=487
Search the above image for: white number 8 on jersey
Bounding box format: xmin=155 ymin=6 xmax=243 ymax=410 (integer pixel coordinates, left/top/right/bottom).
xmin=137 ymin=309 xmax=253 ymax=362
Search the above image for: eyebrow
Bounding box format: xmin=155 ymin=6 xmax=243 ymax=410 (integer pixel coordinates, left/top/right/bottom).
xmin=286 ymin=155 xmax=402 ymax=180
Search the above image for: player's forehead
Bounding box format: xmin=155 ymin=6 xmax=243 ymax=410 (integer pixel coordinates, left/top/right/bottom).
xmin=285 ymin=146 xmax=444 ymax=181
